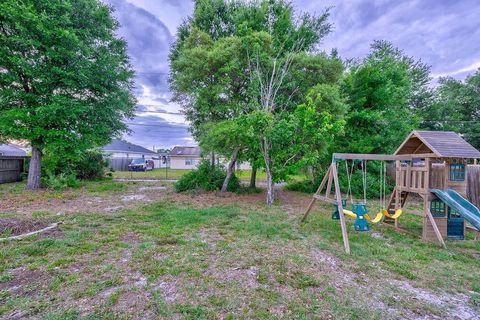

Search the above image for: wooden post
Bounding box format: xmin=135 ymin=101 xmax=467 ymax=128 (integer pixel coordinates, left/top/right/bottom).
xmin=394 ymin=160 xmax=401 ymax=228
xmin=331 ymin=163 xmax=351 ymax=254
xmin=422 ymin=157 xmax=431 ymax=241
xmin=302 ymin=166 xmax=332 ymax=222
xmin=425 ymin=204 xmax=446 ymax=248
xmin=325 ymin=167 xmax=333 ymax=197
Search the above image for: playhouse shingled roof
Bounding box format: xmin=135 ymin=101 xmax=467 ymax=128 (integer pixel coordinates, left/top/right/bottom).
xmin=395 ymin=130 xmax=480 ymax=159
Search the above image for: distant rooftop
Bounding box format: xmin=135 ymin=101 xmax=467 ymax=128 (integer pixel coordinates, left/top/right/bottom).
xmin=395 ymin=130 xmax=480 ymax=159
xmin=0 ymin=144 xmax=27 ymax=157
xmin=170 ymin=146 xmax=201 ymax=157
xmin=102 ymin=139 xmax=157 ymax=155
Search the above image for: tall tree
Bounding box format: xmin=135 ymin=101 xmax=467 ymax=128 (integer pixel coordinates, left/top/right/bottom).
xmin=170 ymin=0 xmax=343 ymax=204
xmin=422 ymin=70 xmax=480 ymax=149
xmin=0 ymin=0 xmax=136 ymax=189
xmin=339 ymin=41 xmax=431 ymax=154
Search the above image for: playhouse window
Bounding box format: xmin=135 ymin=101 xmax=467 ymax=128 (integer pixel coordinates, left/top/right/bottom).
xmin=449 ymin=163 xmax=465 ymax=181
xmin=430 ymin=199 xmax=446 ymax=217
xmin=448 ymin=207 xmax=462 ymax=219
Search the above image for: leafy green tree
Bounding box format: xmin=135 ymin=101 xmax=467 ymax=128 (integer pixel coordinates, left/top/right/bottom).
xmin=338 ymin=41 xmax=431 ymax=154
xmin=171 ymin=0 xmax=342 ymax=204
xmin=0 ymin=0 xmax=135 ymax=189
xmin=422 ymin=70 xmax=480 ymax=149
xmin=199 ymin=117 xmax=257 ymax=192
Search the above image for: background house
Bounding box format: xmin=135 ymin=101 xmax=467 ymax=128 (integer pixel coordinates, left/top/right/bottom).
xmin=102 ymin=139 xmax=160 ymax=171
xmin=169 ymin=146 xmax=251 ymax=170
xmin=0 ymin=144 xmax=27 ymax=184
xmin=0 ymin=144 xmax=27 ymax=157
xmin=170 ymin=146 xmax=202 ymax=169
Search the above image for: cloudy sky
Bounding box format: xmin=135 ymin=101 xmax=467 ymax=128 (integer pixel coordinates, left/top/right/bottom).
xmin=104 ymin=0 xmax=480 ymax=150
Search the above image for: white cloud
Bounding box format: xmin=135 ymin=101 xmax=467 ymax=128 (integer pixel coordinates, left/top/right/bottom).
xmin=432 ymin=60 xmax=480 ymax=78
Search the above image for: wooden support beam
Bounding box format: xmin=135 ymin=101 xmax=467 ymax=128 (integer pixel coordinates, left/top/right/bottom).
xmin=301 ymin=166 xmax=332 ymax=222
xmin=425 ymin=203 xmax=446 ymax=248
xmin=313 ymin=194 xmax=336 ymax=204
xmin=332 ymin=153 xmax=437 ymax=161
xmin=331 ymin=163 xmax=350 ymax=254
xmin=325 ymin=167 xmax=333 ymax=197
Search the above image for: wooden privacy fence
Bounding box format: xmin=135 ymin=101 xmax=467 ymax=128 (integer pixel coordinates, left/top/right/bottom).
xmin=467 ymin=165 xmax=480 ymax=208
xmin=107 ymin=158 xmax=162 ymax=171
xmin=0 ymin=156 xmax=26 ymax=184
xmin=108 ymin=158 xmax=139 ymax=171
xmin=429 ymin=164 xmax=480 ymax=207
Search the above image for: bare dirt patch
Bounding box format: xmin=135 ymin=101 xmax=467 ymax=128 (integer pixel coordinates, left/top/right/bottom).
xmin=0 ymin=218 xmax=52 ymax=237
xmin=0 ymin=266 xmax=50 ymax=297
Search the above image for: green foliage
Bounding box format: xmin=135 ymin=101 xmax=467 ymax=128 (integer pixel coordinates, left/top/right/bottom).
xmin=268 ymin=84 xmax=348 ymax=180
xmin=42 ymin=149 xmax=108 ymax=181
xmin=174 ymin=161 xmax=241 ymax=192
xmin=338 ymin=41 xmax=431 ymax=154
xmin=0 ymin=0 xmax=136 ymax=185
xmin=170 ymin=0 xmax=341 ymax=193
xmin=286 ymin=163 xmax=394 ymax=200
xmin=42 ymin=172 xmax=80 ymax=190
xmin=199 ymin=117 xmax=256 ymax=163
xmin=421 ymin=70 xmax=480 ymax=149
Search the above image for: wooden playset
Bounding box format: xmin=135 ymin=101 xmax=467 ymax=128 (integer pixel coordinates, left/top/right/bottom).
xmin=302 ymin=130 xmax=480 ymax=254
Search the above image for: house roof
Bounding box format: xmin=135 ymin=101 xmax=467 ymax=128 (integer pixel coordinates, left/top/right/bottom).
xmin=170 ymin=146 xmax=201 ymax=157
xmin=0 ymin=144 xmax=27 ymax=157
xmin=102 ymin=139 xmax=157 ymax=155
xmin=395 ymin=130 xmax=480 ymax=159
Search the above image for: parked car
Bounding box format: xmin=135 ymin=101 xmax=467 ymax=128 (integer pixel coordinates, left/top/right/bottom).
xmin=128 ymin=159 xmax=154 ymax=172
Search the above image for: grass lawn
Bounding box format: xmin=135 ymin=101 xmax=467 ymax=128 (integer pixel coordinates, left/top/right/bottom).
xmin=110 ymin=168 xmax=305 ymax=184
xmin=1 ymin=180 xmax=480 ymax=319
xmin=111 ymin=169 xmax=191 ymax=180
xmin=111 ymin=168 xmax=269 ymax=182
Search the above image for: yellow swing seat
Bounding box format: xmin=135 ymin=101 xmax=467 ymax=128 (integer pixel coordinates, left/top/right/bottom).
xmin=342 ymin=209 xmax=357 ymax=219
xmin=343 ymin=210 xmax=383 ymax=223
xmin=382 ymin=208 xmax=403 ymax=219
xmin=365 ymin=212 xmax=384 ymax=223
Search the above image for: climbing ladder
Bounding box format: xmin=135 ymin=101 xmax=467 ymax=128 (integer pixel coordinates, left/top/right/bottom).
xmin=384 ymin=188 xmax=408 ymax=223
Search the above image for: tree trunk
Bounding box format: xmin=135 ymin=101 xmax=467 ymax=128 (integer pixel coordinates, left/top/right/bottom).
xmin=221 ymin=147 xmax=240 ymax=193
xmin=211 ymin=151 xmax=215 ymax=167
xmin=262 ymin=137 xmax=274 ymax=205
xmin=249 ymin=163 xmax=257 ymax=189
xmin=265 ymin=163 xmax=273 ymax=205
xmin=27 ymin=146 xmax=42 ymax=189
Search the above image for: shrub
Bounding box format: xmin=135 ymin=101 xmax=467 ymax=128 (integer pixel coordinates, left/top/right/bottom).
xmin=42 ymin=172 xmax=81 ymax=190
xmin=174 ymin=160 xmax=241 ymax=192
xmin=42 ymin=149 xmax=107 ymax=181
xmin=74 ymin=150 xmax=108 ymax=180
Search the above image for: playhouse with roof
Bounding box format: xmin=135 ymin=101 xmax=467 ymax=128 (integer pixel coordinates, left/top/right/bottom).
xmin=302 ymin=130 xmax=480 ymax=254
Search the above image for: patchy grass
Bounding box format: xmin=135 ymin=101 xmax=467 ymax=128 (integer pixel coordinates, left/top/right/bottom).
xmin=110 ymin=168 xmax=309 ymax=187
xmin=111 ymin=168 xmax=271 ymax=182
xmin=0 ymin=185 xmax=479 ymax=319
xmin=112 ymin=168 xmax=192 ymax=180
xmin=0 ymin=179 xmax=128 ymax=201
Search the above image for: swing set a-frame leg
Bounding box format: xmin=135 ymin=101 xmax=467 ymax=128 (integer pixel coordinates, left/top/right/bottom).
xmin=301 ymin=165 xmax=332 ymax=222
xmin=331 ymin=163 xmax=350 ymax=254
xmin=301 ymin=163 xmax=351 ymax=254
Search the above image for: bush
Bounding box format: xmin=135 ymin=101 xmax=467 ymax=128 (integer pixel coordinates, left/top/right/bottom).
xmin=286 ymin=163 xmax=394 ymax=199
xmin=74 ymin=150 xmax=108 ymax=180
xmin=174 ymin=160 xmax=241 ymax=192
xmin=42 ymin=149 xmax=107 ymax=181
xmin=42 ymin=172 xmax=81 ymax=190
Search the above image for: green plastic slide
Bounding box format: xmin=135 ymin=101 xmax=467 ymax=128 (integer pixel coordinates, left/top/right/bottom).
xmin=430 ymin=189 xmax=480 ymax=231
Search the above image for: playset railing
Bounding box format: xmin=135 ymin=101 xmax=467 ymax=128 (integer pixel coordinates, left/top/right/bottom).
xmin=398 ymin=165 xmax=429 ymax=193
